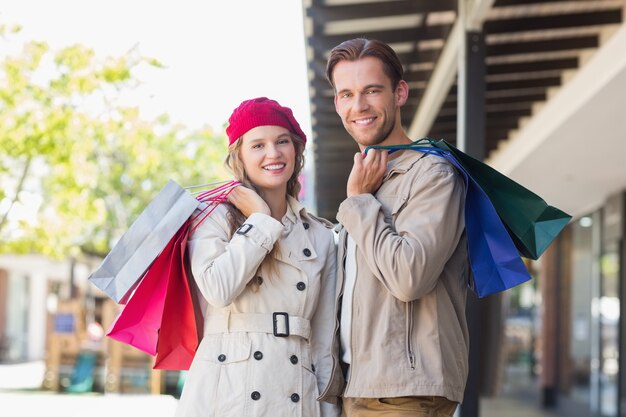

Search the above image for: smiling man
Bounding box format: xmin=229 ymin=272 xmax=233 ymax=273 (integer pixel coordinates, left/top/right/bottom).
xmin=323 ymin=38 xmax=470 ymax=417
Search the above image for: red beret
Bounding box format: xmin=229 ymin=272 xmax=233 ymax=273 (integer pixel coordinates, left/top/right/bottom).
xmin=226 ymin=97 xmax=307 ymax=146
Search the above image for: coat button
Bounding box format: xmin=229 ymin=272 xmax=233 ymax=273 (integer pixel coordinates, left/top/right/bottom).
xmin=217 ymin=354 xmax=226 ymax=362
xmin=290 ymin=355 xmax=298 ymax=364
xmin=303 ymin=222 xmax=310 ymax=230
xmin=296 ymin=282 xmax=306 ymax=291
xmin=251 ymin=391 xmax=261 ymax=400
xmin=256 ymin=276 xmax=264 ymax=285
xmin=254 ymin=351 xmax=263 ymax=360
xmin=290 ymin=393 xmax=300 ymax=403
xmin=302 ymin=248 xmax=311 ymax=257
xmin=311 ymin=364 xmax=316 ymax=372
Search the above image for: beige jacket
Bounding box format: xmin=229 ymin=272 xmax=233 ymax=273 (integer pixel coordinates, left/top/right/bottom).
xmin=176 ymin=197 xmax=339 ymax=417
xmin=321 ymin=150 xmax=469 ymax=403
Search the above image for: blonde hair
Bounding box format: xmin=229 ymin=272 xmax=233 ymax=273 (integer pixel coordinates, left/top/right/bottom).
xmin=223 ymin=133 xmax=305 ymax=287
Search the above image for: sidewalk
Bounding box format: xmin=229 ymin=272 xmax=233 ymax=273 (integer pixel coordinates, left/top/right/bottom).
xmin=0 ymin=360 xmax=178 ymax=417
xmin=0 ymin=360 xmax=568 ymax=417
xmin=0 ymin=391 xmax=179 ymax=417
xmin=481 ymin=396 xmax=561 ymax=417
xmin=0 ymin=390 xmax=563 ymax=417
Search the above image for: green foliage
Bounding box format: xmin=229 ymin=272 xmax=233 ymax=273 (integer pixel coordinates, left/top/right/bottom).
xmin=0 ymin=29 xmax=228 ymax=259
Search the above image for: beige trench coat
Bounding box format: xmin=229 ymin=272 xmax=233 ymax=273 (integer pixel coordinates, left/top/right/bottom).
xmin=175 ymin=196 xmax=339 ymax=417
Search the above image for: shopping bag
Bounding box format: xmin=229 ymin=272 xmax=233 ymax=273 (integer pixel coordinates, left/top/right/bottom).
xmin=106 ymin=225 xmax=186 ymax=355
xmin=416 ymin=138 xmax=571 ymax=259
xmin=363 ymin=142 xmax=559 ymax=297
xmin=152 ymin=184 xmax=239 ymax=369
xmin=88 ymin=180 xmax=200 ymax=303
xmin=153 ymin=222 xmax=202 ymax=370
xmin=105 ymin=180 xmax=239 ymax=368
xmin=443 ymin=152 xmax=531 ymax=297
xmin=368 ymin=138 xmax=571 ymax=260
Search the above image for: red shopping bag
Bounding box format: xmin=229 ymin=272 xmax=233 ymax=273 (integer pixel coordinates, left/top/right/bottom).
xmin=153 ymin=223 xmax=202 ymax=370
xmin=106 ymin=225 xmax=185 ymax=355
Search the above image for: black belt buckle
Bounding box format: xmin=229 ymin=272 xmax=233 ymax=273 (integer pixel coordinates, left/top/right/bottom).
xmin=272 ymin=312 xmax=290 ymax=337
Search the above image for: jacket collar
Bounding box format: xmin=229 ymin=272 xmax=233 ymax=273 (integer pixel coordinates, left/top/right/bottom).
xmin=277 ymin=196 xmax=318 ymax=264
xmin=384 ymin=149 xmax=427 ymax=180
xmin=283 ymin=195 xmax=308 ymax=226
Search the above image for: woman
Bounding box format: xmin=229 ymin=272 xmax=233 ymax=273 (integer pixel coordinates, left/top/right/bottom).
xmin=175 ymin=97 xmax=339 ymax=417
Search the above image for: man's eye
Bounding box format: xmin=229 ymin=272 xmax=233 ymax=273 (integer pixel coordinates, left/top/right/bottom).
xmin=340 ymin=93 xmax=351 ymax=99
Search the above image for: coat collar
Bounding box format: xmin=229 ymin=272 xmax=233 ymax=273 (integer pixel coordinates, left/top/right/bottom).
xmin=383 ymin=148 xmax=428 ymax=180
xmin=277 ymin=196 xmax=318 ymax=264
xmin=283 ymin=195 xmax=310 ymax=227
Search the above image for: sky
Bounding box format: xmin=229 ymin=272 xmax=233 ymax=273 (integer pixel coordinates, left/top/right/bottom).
xmin=0 ymin=0 xmax=321 ymax=220
xmin=0 ymin=0 xmax=313 ymax=136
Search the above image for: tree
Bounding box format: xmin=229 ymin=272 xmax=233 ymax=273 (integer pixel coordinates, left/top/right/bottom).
xmin=0 ymin=24 xmax=228 ymax=259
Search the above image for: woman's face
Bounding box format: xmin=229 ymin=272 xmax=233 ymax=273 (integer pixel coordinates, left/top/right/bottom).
xmin=239 ymin=125 xmax=296 ymax=195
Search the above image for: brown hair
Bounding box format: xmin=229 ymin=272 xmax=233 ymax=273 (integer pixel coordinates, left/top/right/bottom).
xmin=326 ymin=38 xmax=404 ymax=91
xmin=223 ymin=133 xmax=305 ymax=286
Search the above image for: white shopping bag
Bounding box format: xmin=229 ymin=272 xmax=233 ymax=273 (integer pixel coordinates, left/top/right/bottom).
xmin=88 ymin=179 xmax=200 ymax=303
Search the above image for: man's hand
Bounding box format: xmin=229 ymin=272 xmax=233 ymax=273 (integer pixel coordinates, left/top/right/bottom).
xmin=227 ymin=185 xmax=271 ymax=217
xmin=346 ymin=149 xmax=388 ymax=197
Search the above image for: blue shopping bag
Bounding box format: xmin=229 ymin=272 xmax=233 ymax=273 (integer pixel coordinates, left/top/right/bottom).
xmin=365 ymin=145 xmax=531 ymax=298
xmin=442 ymin=150 xmax=531 ymax=297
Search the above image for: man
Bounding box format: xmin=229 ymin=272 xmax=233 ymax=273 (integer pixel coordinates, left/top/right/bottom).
xmin=323 ymin=38 xmax=469 ymax=416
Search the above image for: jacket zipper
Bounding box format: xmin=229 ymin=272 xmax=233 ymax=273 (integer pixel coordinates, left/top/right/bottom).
xmin=343 ymin=231 xmax=356 ymax=394
xmin=406 ymin=302 xmax=415 ymax=369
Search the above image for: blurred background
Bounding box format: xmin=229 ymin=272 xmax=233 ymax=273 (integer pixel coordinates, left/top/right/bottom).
xmin=2 ymin=1 xmax=626 ymax=417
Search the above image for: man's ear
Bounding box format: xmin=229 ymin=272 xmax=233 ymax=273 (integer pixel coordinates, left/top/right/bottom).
xmin=395 ymin=80 xmax=409 ymax=107
xmin=334 ymin=94 xmax=339 ymax=112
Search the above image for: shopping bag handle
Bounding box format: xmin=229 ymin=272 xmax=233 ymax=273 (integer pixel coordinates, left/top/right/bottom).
xmin=185 ymin=180 xmax=233 ymax=192
xmin=189 ymin=180 xmax=241 ymax=234
xmin=363 ymin=137 xmax=440 ymax=155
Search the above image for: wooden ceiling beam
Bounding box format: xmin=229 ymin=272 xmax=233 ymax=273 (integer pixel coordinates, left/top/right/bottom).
xmin=495 ymin=0 xmax=600 ymax=6
xmin=485 ymin=10 xmax=622 ymax=34
xmin=487 ymin=36 xmax=598 ymax=56
xmin=308 ymin=24 xmax=452 ymax=53
xmin=487 ymin=57 xmax=578 ymax=74
xmin=487 ymin=76 xmax=561 ymax=90
xmin=307 ymin=0 xmax=456 ymax=22
xmin=407 ymin=0 xmax=496 ymax=139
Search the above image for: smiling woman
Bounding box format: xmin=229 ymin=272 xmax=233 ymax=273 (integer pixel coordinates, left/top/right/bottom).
xmin=174 ymin=97 xmax=340 ymax=417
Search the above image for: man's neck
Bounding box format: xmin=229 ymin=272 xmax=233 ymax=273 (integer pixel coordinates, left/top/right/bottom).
xmin=360 ymin=129 xmax=412 ymax=160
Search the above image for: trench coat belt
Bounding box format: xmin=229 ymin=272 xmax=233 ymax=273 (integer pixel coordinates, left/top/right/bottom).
xmin=203 ymin=312 xmax=311 ymax=339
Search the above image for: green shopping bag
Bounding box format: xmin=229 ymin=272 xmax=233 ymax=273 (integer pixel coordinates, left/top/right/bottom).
xmin=368 ymin=138 xmax=572 ymax=260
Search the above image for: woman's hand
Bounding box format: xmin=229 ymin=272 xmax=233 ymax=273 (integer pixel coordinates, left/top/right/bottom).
xmin=227 ymin=185 xmax=271 ymax=217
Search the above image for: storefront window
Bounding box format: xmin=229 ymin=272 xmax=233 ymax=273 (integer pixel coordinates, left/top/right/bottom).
xmin=599 ymin=245 xmax=619 ymax=416
xmin=502 ymin=266 xmax=539 ymax=394
xmin=569 ymin=217 xmax=594 ymax=407
xmin=595 ymin=192 xmax=624 ymax=417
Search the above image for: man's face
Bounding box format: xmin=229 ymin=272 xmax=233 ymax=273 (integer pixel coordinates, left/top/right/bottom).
xmin=332 ymin=57 xmax=406 ymax=149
